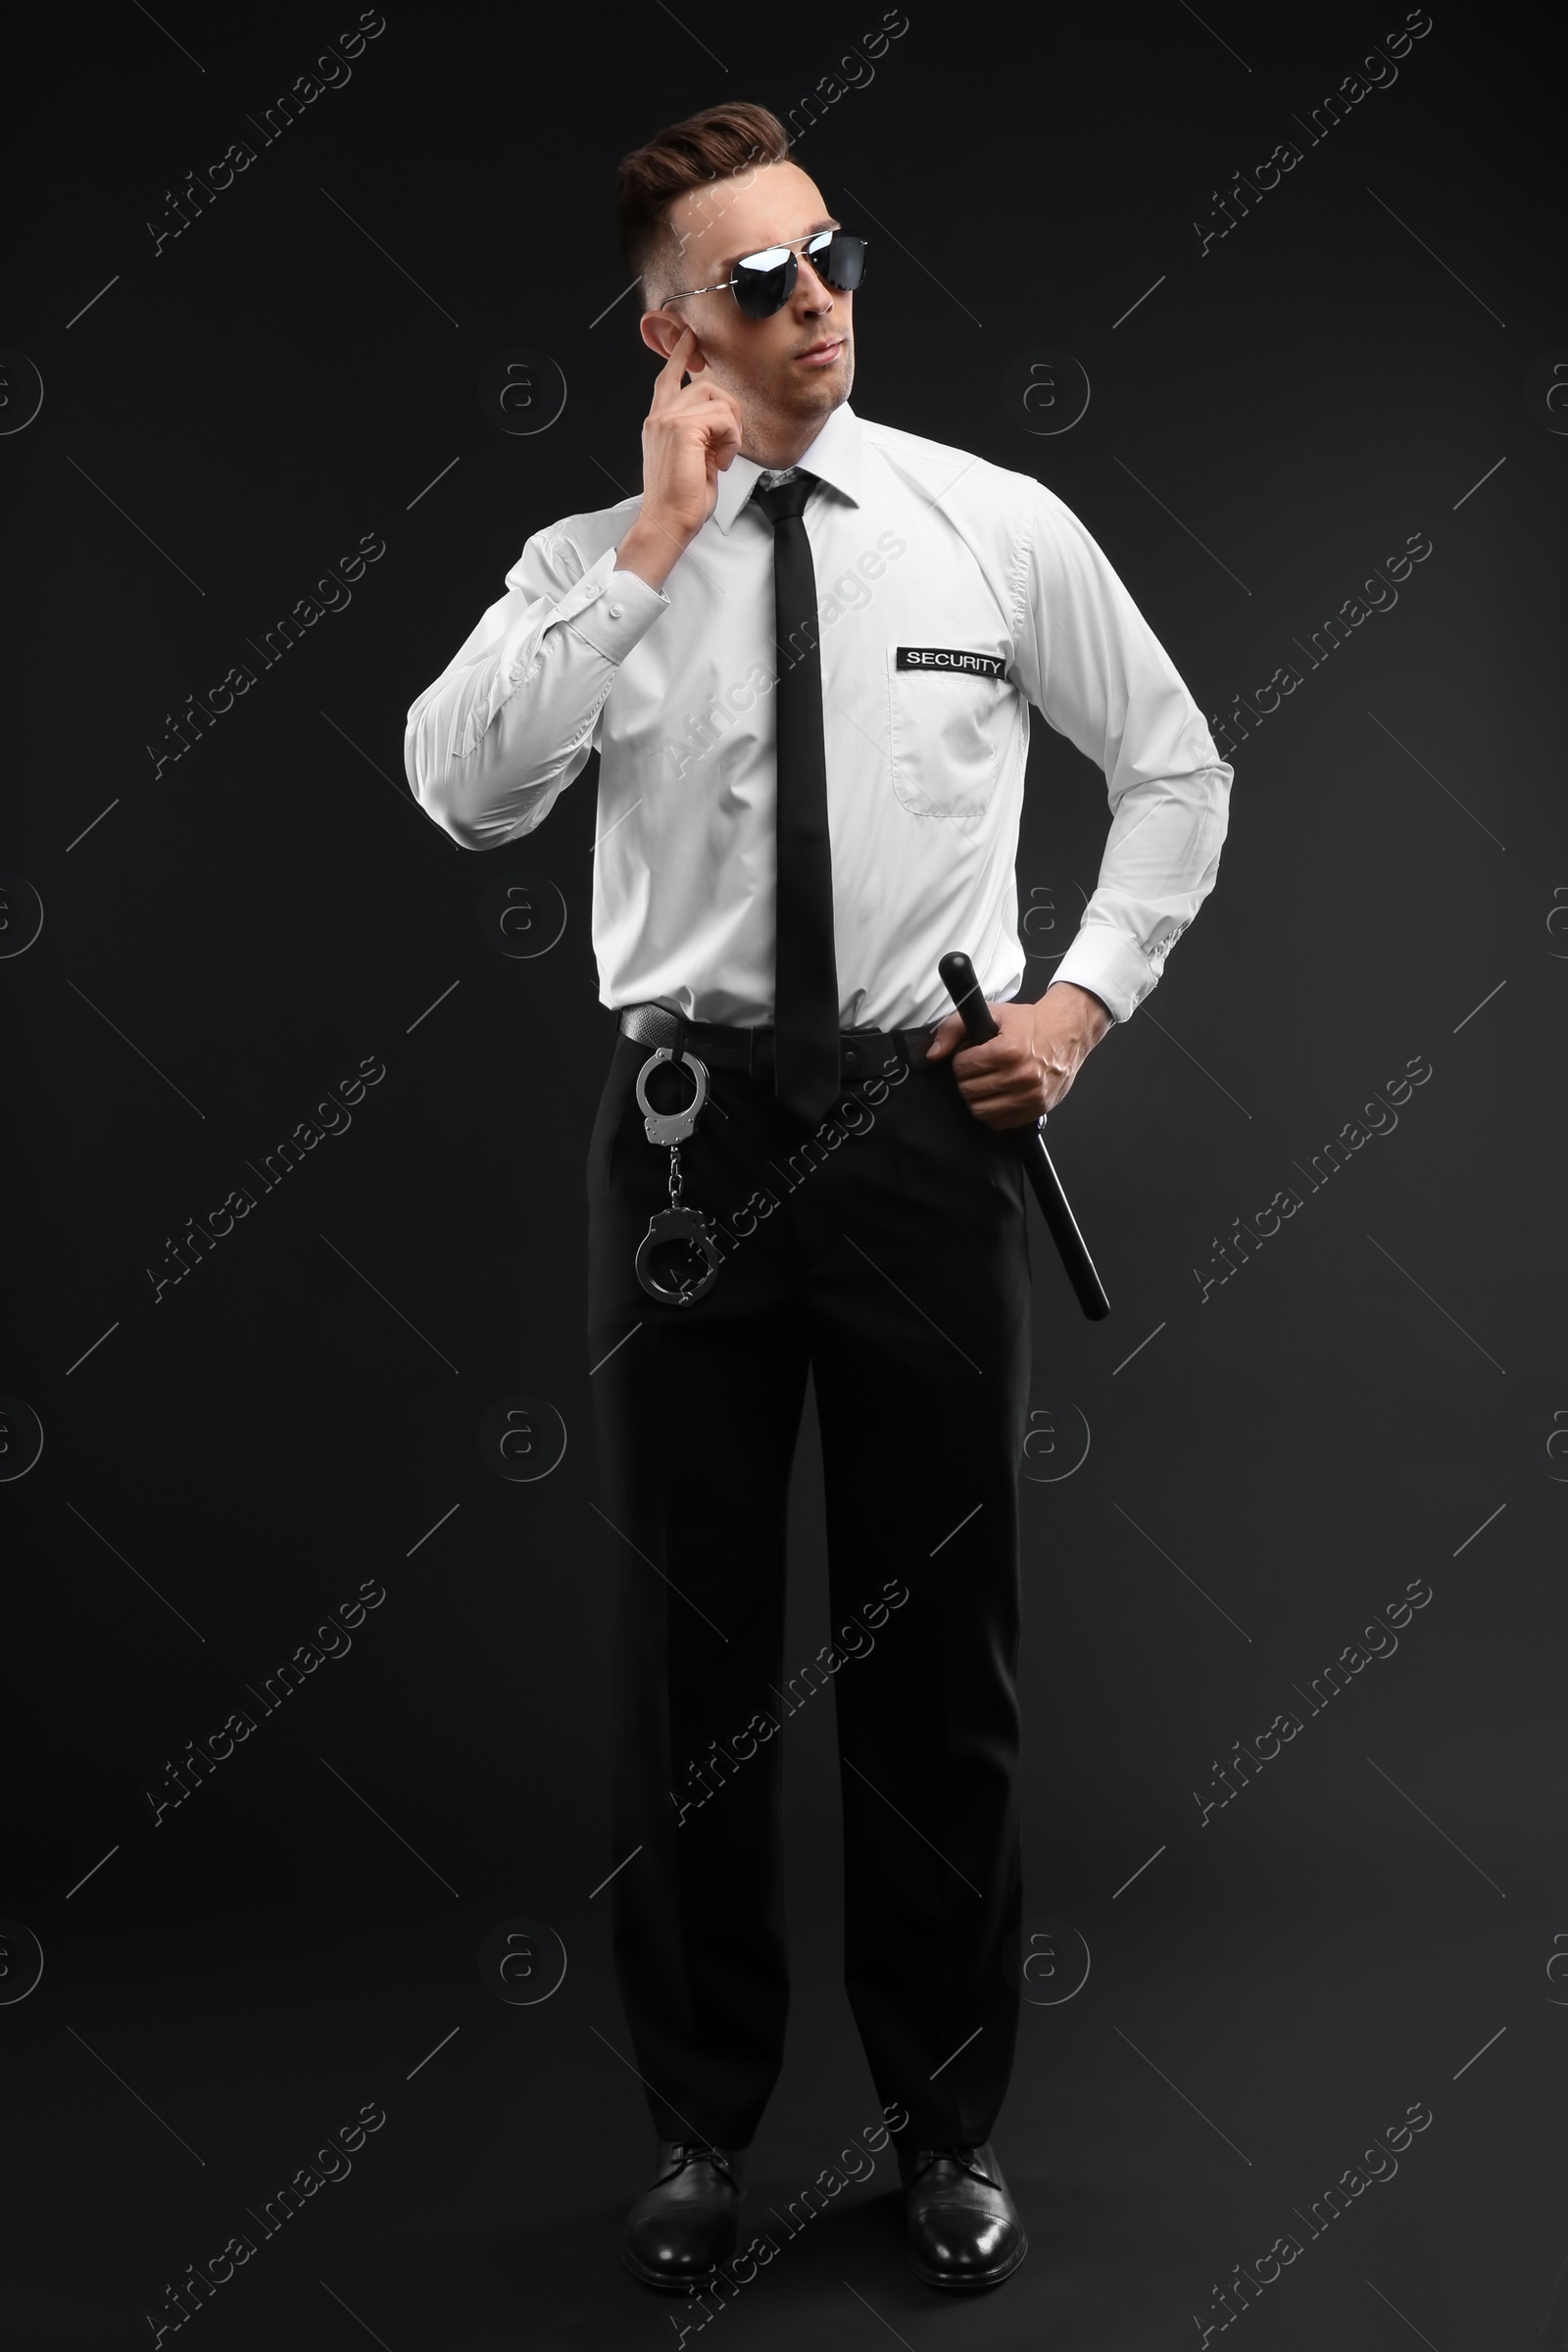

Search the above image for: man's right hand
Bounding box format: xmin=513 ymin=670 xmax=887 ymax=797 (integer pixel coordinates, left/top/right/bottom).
xmin=616 ymin=327 xmax=743 ymax=592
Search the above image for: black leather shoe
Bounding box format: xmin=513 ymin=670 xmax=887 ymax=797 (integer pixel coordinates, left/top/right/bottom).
xmin=620 ymin=2139 xmax=745 ymax=2291
xmin=900 ymin=2141 xmax=1027 ymax=2291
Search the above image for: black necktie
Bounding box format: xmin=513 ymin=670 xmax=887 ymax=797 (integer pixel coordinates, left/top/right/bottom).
xmin=753 ymin=473 xmax=840 ymax=1125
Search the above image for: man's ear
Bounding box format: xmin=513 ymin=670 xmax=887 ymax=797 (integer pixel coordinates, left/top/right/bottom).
xmin=640 ymin=309 xmax=705 ymax=369
xmin=639 ymin=309 xmax=678 ymax=359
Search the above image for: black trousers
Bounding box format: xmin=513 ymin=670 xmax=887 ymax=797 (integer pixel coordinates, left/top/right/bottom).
xmin=585 ymin=1023 xmax=1032 ymax=2151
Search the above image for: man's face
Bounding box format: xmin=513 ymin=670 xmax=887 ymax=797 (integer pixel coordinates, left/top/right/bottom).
xmin=639 ymin=160 xmax=854 ymax=431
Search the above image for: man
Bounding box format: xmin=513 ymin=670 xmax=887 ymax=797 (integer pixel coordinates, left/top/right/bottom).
xmin=406 ymin=101 xmax=1231 ymax=2297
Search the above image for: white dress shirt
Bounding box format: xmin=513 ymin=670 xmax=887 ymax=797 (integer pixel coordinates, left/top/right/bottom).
xmin=404 ymin=401 xmax=1232 ymax=1032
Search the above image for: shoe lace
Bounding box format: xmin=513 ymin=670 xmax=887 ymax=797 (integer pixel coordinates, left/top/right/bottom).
xmin=908 ymin=2144 xmax=998 ymax=2188
xmin=663 ymin=2140 xmax=738 ymax=2185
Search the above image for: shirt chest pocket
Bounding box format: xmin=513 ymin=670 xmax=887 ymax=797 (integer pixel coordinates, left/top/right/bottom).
xmin=886 ymin=643 xmax=1013 ymax=829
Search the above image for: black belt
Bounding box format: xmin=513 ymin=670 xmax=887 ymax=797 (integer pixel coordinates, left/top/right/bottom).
xmin=617 ymin=1001 xmax=940 ymax=1082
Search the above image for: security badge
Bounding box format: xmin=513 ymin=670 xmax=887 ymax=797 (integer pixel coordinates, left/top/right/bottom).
xmin=633 ymin=1048 xmax=724 ymax=1307
xmin=895 ymin=646 xmax=1007 ymax=677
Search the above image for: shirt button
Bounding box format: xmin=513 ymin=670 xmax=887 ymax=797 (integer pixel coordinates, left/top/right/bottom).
xmin=607 ymin=601 xmax=623 ymax=619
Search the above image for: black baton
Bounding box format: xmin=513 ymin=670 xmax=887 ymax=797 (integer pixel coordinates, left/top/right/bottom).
xmin=938 ymin=950 xmax=1111 ymax=1321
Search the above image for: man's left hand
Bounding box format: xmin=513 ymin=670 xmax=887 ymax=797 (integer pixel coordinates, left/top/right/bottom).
xmin=923 ymin=981 xmax=1113 ymax=1130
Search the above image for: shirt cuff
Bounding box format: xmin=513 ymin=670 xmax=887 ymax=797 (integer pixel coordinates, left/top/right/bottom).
xmin=561 ymin=552 xmax=669 ymax=663
xmin=1049 ymin=926 xmax=1157 ymax=1026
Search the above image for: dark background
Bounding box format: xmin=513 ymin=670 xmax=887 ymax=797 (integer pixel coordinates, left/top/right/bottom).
xmin=5 ymin=2 xmax=1564 ymax=2344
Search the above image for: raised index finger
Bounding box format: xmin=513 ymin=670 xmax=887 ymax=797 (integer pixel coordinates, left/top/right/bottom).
xmin=652 ymin=325 xmax=696 ymax=400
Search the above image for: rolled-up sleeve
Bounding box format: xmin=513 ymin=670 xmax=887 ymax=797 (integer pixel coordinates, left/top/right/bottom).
xmin=1009 ymin=479 xmax=1233 ymax=1022
xmin=404 ymin=526 xmax=669 ymax=851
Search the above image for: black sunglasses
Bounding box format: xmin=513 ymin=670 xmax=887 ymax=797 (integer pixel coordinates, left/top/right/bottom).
xmin=661 ymin=227 xmax=868 ymax=320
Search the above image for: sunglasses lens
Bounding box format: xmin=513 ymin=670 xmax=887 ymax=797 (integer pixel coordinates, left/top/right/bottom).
xmin=729 ymin=233 xmax=867 ymax=315
xmin=733 ymin=247 xmax=797 ymax=318
xmin=810 ymin=231 xmax=866 ymax=292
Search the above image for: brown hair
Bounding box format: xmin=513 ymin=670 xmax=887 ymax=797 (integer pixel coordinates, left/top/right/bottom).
xmin=616 ymin=102 xmax=792 ymax=307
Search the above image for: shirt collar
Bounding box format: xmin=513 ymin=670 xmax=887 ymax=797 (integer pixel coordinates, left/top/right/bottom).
xmin=713 ymin=400 xmax=863 ymax=534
